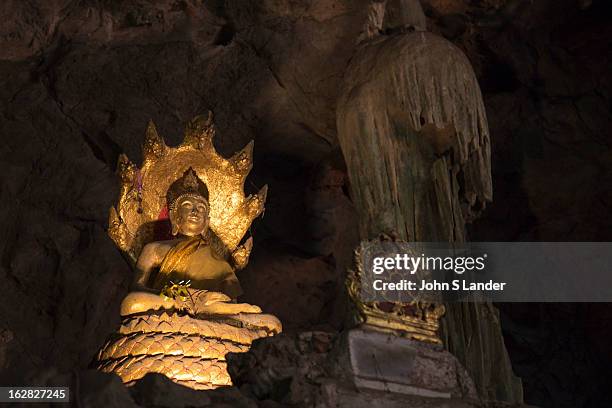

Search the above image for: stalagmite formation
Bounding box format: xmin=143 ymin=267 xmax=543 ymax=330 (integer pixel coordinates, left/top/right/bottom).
xmin=338 ymin=31 xmax=491 ymax=242
xmin=336 ymin=0 xmax=522 ymax=403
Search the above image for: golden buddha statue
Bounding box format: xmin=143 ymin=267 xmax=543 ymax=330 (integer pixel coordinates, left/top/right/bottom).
xmin=94 ymin=113 xmax=281 ymax=390
xmin=120 ymin=167 xmax=262 ymax=317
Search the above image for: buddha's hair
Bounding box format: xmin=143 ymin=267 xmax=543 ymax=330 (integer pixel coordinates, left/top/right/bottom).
xmin=166 ymin=167 xmax=209 ymax=210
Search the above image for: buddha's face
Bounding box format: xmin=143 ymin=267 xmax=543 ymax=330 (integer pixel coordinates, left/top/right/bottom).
xmin=171 ymin=195 xmax=209 ymax=237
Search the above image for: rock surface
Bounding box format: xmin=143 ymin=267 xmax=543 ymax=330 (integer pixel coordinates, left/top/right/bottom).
xmin=9 ymin=332 xmax=516 ymax=407
xmin=336 ymin=328 xmax=479 ymax=399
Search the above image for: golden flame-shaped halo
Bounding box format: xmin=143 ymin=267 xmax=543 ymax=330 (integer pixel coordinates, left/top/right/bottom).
xmin=108 ymin=112 xmax=266 ymax=266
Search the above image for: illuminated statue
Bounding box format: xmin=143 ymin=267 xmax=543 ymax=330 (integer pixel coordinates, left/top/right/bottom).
xmin=95 ymin=113 xmax=281 ymax=390
xmin=120 ymin=168 xmax=260 ymax=317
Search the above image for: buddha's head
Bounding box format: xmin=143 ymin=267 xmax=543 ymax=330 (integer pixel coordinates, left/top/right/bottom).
xmin=167 ymin=168 xmax=210 ymax=237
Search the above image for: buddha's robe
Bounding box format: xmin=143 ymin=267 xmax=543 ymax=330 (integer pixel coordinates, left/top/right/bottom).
xmin=151 ymin=236 xmax=242 ymax=299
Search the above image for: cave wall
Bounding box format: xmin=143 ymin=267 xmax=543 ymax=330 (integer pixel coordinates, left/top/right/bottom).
xmin=0 ymin=1 xmax=610 ymax=406
xmin=429 ymin=1 xmax=612 ymax=406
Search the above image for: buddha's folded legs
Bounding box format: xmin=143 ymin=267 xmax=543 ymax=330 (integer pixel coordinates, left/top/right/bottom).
xmin=120 ymin=289 xmax=263 ymax=317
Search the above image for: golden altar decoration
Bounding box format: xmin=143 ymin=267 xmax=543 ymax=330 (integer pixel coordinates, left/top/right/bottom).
xmin=108 ymin=112 xmax=266 ymax=265
xmin=94 ymin=113 xmax=281 ymax=390
xmin=346 ymin=240 xmax=445 ymax=344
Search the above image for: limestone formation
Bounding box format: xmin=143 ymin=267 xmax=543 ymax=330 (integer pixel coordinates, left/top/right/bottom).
xmin=336 ymin=0 xmax=522 ymax=403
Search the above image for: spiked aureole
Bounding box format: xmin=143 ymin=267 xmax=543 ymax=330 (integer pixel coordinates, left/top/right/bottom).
xmin=108 ymin=206 xmax=132 ymax=258
xmin=183 ymin=112 xmax=215 ymax=149
xmin=142 ymin=121 xmax=166 ymax=163
xmin=230 ymin=140 xmax=254 ymax=175
xmin=109 ymin=113 xmax=267 ymax=259
xmin=232 ymin=237 xmax=253 ymax=270
xmin=245 ymin=185 xmax=267 ymax=218
xmin=108 ymin=206 xmax=121 ymax=232
xmin=117 ymin=154 xmax=135 ymax=184
xmin=116 ymin=155 xmax=136 ymax=226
